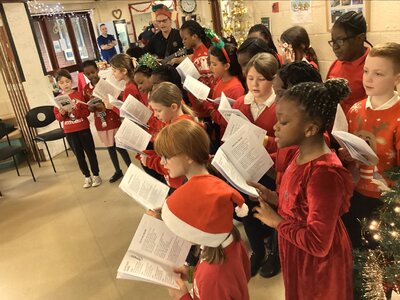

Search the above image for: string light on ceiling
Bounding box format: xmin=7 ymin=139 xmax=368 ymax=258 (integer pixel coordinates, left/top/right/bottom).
xmin=27 ymin=1 xmax=65 ymax=16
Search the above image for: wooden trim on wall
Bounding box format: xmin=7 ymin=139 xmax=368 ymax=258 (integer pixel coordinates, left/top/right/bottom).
xmin=0 ymin=3 xmax=25 ymax=81
xmin=210 ymin=0 xmax=222 ymax=37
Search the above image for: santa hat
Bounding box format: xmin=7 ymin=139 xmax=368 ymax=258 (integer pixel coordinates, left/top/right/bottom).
xmin=162 ymin=176 xmax=249 ymax=247
xmin=151 ymin=4 xmax=174 ymax=20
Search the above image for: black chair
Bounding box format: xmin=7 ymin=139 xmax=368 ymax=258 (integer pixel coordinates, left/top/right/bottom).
xmin=25 ymin=105 xmax=68 ymax=173
xmin=0 ymin=122 xmax=36 ymax=182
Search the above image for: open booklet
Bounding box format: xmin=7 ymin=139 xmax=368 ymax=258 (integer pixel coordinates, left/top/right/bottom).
xmin=212 ymin=124 xmax=274 ymax=197
xmin=222 ymin=113 xmax=266 ymax=144
xmin=117 ymin=214 xmax=192 ymax=289
xmin=207 ymin=96 xmax=236 ymax=106
xmin=115 ymin=118 xmax=151 ymax=154
xmin=107 ymin=95 xmax=124 ymax=109
xmin=119 ymin=163 xmax=169 ymax=210
xmin=53 ymin=94 xmax=75 ymax=110
xmin=218 ymin=92 xmax=249 ymax=123
xmin=92 ymin=76 xmax=124 ymax=100
xmin=117 ymin=94 xmax=152 ymax=128
xmin=331 ymin=130 xmax=379 ymax=166
xmin=183 ymin=75 xmax=210 ymax=101
xmin=176 ymin=57 xmax=201 ymax=83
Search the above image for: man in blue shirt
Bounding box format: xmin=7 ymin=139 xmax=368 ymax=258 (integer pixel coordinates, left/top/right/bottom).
xmin=97 ymin=24 xmax=117 ymax=62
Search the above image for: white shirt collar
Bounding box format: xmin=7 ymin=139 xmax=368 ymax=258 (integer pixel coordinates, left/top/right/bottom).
xmin=365 ymin=91 xmax=399 ymax=110
xmin=243 ymin=91 xmax=275 ymax=107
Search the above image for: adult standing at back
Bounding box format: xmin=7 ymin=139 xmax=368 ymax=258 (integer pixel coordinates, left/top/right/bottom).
xmin=97 ymin=24 xmax=117 ymax=63
xmin=326 ymin=11 xmax=373 ymax=114
xmin=144 ymin=4 xmax=183 ymax=59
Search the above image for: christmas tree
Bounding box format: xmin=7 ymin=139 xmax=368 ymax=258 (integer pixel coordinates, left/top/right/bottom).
xmin=221 ymin=0 xmax=249 ymax=45
xmin=354 ymin=166 xmax=400 ymax=299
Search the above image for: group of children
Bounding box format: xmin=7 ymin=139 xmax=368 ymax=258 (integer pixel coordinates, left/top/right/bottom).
xmin=51 ymin=9 xmax=400 ymax=300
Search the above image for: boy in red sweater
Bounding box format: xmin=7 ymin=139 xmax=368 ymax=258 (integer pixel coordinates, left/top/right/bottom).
xmin=342 ymin=42 xmax=400 ymax=248
xmin=54 ymin=69 xmax=101 ymax=188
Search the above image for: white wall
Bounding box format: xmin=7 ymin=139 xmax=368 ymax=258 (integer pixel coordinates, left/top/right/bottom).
xmin=3 ymin=3 xmax=62 ymax=157
xmin=246 ymin=0 xmax=400 ymax=78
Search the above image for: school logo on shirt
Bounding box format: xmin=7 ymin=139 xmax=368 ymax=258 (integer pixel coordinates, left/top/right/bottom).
xmin=173 ymin=41 xmax=178 ymax=47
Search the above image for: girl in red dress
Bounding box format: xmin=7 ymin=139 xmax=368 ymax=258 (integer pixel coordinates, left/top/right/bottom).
xmin=251 ymin=79 xmax=353 ymax=300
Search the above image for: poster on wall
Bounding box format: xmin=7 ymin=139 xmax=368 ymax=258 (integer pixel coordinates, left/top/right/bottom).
xmin=261 ymin=17 xmax=271 ymax=32
xmin=327 ymin=0 xmax=369 ymax=30
xmin=290 ymin=0 xmax=312 ymax=24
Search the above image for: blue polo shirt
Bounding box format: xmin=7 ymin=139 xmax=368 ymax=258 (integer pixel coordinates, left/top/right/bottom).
xmin=97 ymin=34 xmax=117 ymax=62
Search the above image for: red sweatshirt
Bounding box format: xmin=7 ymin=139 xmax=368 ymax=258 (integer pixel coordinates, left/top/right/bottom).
xmin=83 ymin=82 xmax=121 ymax=131
xmin=327 ymin=48 xmax=370 ymax=114
xmin=54 ymin=90 xmax=90 ymax=133
xmin=347 ymin=96 xmax=400 ymax=198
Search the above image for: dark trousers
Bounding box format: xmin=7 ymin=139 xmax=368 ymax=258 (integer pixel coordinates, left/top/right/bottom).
xmin=107 ymin=145 xmax=131 ymax=173
xmin=66 ymin=129 xmax=99 ymax=177
xmin=241 ymin=174 xmax=276 ymax=258
xmin=341 ymin=191 xmax=383 ymax=249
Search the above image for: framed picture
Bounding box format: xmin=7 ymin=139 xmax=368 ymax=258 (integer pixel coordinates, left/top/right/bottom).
xmin=326 ymin=0 xmax=370 ymax=31
xmin=261 ymin=17 xmax=271 ymax=32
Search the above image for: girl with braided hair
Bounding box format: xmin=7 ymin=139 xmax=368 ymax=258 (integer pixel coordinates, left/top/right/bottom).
xmin=327 ymin=11 xmax=373 ymax=114
xmin=250 ymin=79 xmax=353 ymax=300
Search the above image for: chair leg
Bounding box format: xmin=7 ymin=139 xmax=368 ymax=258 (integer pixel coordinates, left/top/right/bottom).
xmin=33 ymin=141 xmax=41 ymax=168
xmin=12 ymin=155 xmax=20 ymax=176
xmin=62 ymin=137 xmax=69 ymax=157
xmin=25 ymin=151 xmax=36 ymax=182
xmin=44 ymin=141 xmax=56 ymax=173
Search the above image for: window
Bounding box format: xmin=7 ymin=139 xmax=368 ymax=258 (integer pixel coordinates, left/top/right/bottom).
xmin=31 ymin=12 xmax=99 ymax=75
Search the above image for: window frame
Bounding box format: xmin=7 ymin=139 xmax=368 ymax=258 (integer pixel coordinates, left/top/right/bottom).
xmin=30 ymin=11 xmax=99 ymax=75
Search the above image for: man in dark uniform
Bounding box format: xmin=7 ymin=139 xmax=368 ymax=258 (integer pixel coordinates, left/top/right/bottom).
xmin=97 ymin=24 xmax=117 ymax=62
xmin=143 ymin=4 xmax=183 ymax=60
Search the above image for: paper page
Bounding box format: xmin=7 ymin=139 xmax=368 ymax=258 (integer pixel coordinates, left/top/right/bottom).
xmin=129 ymin=214 xmax=192 ymax=268
xmin=119 ymin=164 xmax=169 ymax=210
xmin=54 ymin=95 xmax=73 ymax=110
xmin=222 ymin=114 xmax=266 ymax=143
xmin=120 ymin=94 xmax=152 ymax=127
xmin=176 ymin=57 xmax=201 ymax=82
xmin=332 ymin=130 xmax=379 ymax=166
xmin=332 ymin=104 xmax=348 ymax=132
xmin=183 ymin=75 xmax=210 ymax=100
xmin=108 ymin=94 xmax=124 ymax=108
xmin=218 ymin=92 xmax=232 ymax=110
xmin=105 ymin=73 xmax=125 ymax=91
xmin=93 ymin=78 xmax=121 ymax=100
xmin=117 ymin=252 xmax=181 ymax=289
xmin=217 ymin=93 xmax=248 ymax=122
xmin=115 ymin=119 xmax=151 ymax=153
xmin=221 ymin=125 xmax=274 ymax=182
xmin=207 ymin=96 xmax=236 ymax=106
xmin=211 ymin=149 xmax=258 ymax=197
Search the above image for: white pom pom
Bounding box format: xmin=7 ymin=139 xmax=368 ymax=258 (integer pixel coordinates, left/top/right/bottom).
xmin=235 ymin=203 xmax=249 ymax=218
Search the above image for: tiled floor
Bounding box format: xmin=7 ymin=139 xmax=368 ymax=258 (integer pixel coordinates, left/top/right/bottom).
xmin=0 ymin=149 xmax=284 ymax=300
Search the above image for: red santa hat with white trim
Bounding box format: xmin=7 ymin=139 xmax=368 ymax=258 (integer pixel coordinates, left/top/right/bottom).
xmin=161 ymin=177 xmax=248 ymax=247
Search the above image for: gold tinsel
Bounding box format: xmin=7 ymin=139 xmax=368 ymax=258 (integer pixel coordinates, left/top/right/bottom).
xmin=221 ymin=0 xmax=249 ymax=45
xmin=363 ymin=250 xmax=386 ymax=299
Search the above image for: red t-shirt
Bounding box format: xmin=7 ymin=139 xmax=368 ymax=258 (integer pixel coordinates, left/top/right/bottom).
xmin=327 ymin=47 xmax=370 ymax=114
